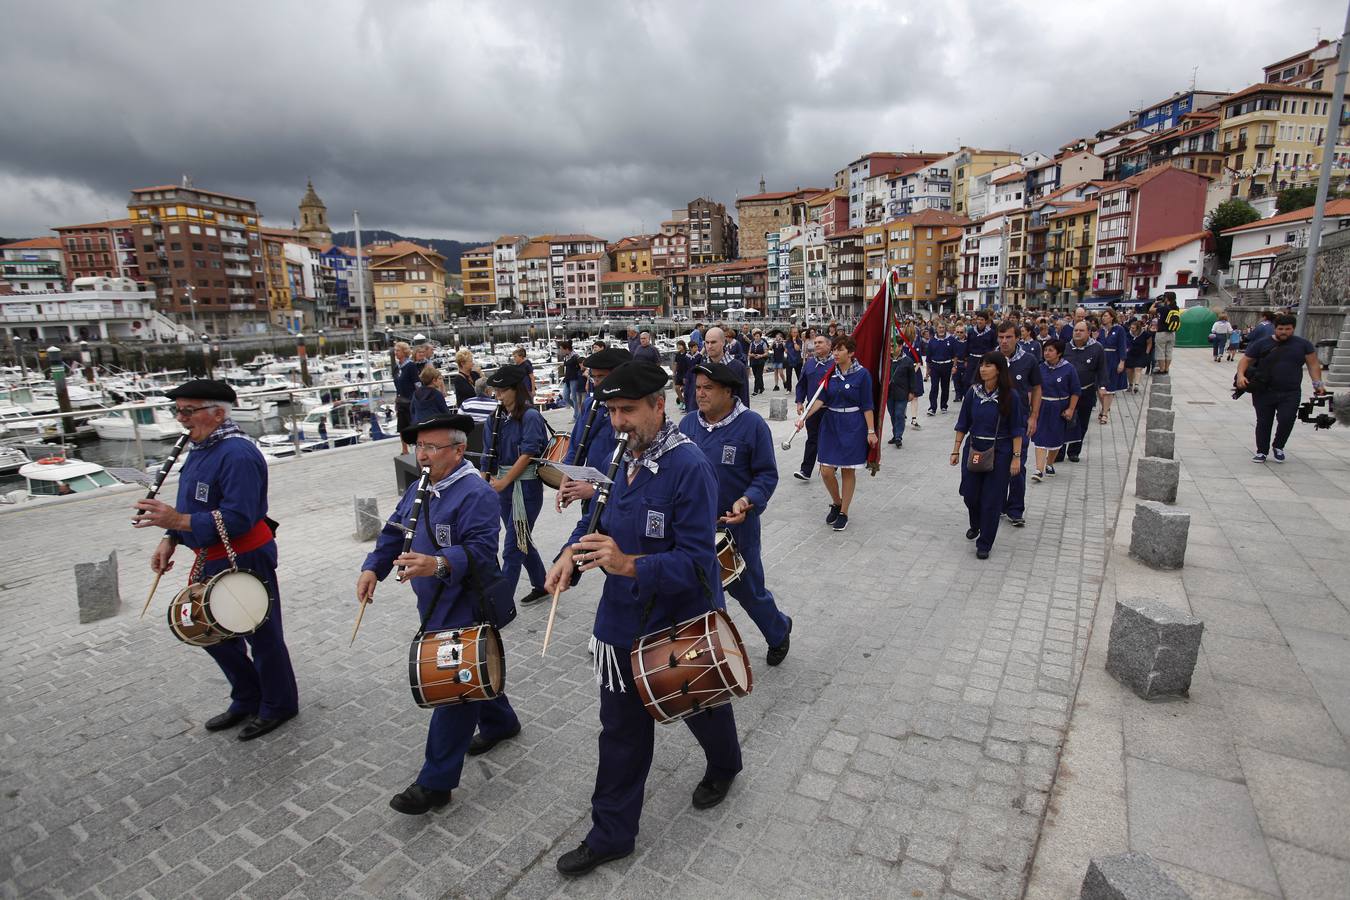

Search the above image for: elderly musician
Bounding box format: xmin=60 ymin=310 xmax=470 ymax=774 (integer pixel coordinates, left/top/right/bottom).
xmin=678 ymin=362 xmax=792 ymax=665
xmin=356 ymin=413 xmax=518 ymax=815
xmin=135 ymin=379 xmax=299 ymax=741
xmin=555 ymin=346 xmax=631 ymax=512
xmin=545 ymin=361 xmax=743 ymax=877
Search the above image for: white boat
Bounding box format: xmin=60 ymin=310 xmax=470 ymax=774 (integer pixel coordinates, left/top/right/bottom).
xmin=0 ymin=404 xmax=45 ymax=435
xmin=215 ymin=370 xmax=280 ymax=424
xmin=88 ymin=400 xmax=183 ymax=441
xmin=0 ymin=446 xmax=28 ymax=475
xmin=0 ymin=384 xmax=59 ymax=415
xmin=258 ymin=401 xmax=363 ymax=458
xmin=32 ymin=382 xmax=106 ymax=409
xmin=15 ymin=455 xmax=120 ymax=500
xmin=244 ymin=352 xmax=278 ymax=372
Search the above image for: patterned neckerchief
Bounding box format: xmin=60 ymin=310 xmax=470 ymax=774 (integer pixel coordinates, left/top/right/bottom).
xmin=833 ymin=360 xmax=861 ymax=380
xmin=973 ymin=384 xmax=1000 ymax=404
xmin=189 ymin=419 xmax=248 ymax=452
xmin=429 ymin=459 xmax=479 ymax=498
xmin=626 ymin=418 xmax=691 ymax=478
xmin=696 ymin=398 xmax=746 ymax=432
xmin=1003 ymin=345 xmax=1026 ymax=364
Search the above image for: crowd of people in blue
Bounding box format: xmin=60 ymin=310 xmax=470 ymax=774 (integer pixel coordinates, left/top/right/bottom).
xmin=132 ymin=288 xmax=1330 ymax=879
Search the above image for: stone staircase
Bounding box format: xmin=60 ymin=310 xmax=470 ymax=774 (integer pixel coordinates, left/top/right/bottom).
xmin=1327 ymin=317 xmax=1350 ymax=390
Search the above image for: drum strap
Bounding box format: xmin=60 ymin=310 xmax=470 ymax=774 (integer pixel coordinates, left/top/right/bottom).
xmin=415 ymin=512 xmax=508 ymax=632
xmin=636 ymin=559 xmax=717 ymax=645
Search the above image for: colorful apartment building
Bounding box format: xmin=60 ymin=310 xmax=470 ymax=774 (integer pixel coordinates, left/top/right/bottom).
xmin=599 ymin=271 xmax=664 ymax=313
xmin=610 ymin=236 xmax=653 ymax=274
xmin=0 ymin=237 xmax=67 ymax=292
xmin=53 ymin=219 xmax=140 ymax=284
xmin=1092 ymin=166 xmax=1208 ymax=300
xmin=1047 ymin=200 xmax=1099 ymax=308
xmin=564 ymin=252 xmax=608 ymax=313
xmin=1220 ymin=82 xmax=1350 ymax=201
xmin=735 ymin=187 xmax=827 ymax=257
xmin=460 ymin=245 xmax=496 ymax=312
xmin=367 ymin=241 xmax=447 ymax=326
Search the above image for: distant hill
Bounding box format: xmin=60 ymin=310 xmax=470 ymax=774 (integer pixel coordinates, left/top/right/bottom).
xmin=331 ymin=230 xmax=490 ymax=273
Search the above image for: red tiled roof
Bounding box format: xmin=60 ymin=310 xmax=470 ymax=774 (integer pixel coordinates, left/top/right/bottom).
xmin=1 ymin=237 xmax=62 ymax=250
xmin=738 ymin=188 xmax=829 ymax=203
xmin=1231 ymin=244 xmax=1291 ymax=259
xmin=601 ymin=271 xmax=661 ymax=284
xmin=992 ymin=171 xmax=1024 ymax=185
xmin=1049 ymin=200 xmax=1100 ymax=219
xmin=53 ymin=218 xmax=134 ymax=232
xmin=1223 ymin=82 xmax=1330 ymax=103
xmin=368 ymin=240 xmax=445 ymax=264
xmin=565 ymin=253 xmax=604 ymax=262
xmin=827 ymin=227 xmax=864 ymax=239
xmin=545 ymin=233 xmax=606 ymax=244
xmin=1128 ymin=231 xmax=1211 ymax=256
xmin=903 ymin=209 xmax=972 ymax=227
xmin=1223 ymin=198 xmax=1350 ymax=234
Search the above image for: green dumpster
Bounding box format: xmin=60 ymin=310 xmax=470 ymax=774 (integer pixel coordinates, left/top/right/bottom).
xmin=1176 ymin=305 xmax=1218 ymax=348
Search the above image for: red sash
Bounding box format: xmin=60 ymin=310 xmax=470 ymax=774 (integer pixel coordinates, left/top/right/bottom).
xmin=203 ymin=519 xmax=274 ymax=561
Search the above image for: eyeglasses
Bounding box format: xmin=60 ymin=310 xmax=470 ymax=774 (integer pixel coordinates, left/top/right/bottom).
xmin=173 ymin=405 xmax=212 ymax=419
xmin=414 ymin=441 xmax=459 ymax=452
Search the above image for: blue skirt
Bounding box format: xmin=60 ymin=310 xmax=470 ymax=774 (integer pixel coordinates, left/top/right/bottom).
xmin=1104 ymin=350 xmax=1128 ymax=393
xmin=1035 ymin=399 xmax=1072 ymax=450
xmin=818 ymin=409 xmax=869 ymax=468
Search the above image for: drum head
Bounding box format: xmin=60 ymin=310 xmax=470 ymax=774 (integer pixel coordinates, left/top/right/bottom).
xmin=208 ymin=570 xmax=272 ymax=633
xmin=713 ymin=611 xmax=751 ymax=692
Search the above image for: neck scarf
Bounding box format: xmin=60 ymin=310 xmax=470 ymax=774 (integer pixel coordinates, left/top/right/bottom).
xmin=428 ymin=459 xmax=478 ymax=498
xmin=189 ymin=418 xmax=248 ymax=452
xmin=973 ymin=384 xmax=1000 ymax=403
xmin=696 ymin=398 xmax=746 ymax=432
xmin=626 ymin=418 xmax=691 ymax=479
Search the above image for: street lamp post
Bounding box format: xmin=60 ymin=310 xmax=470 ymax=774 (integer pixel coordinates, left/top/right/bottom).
xmin=185 ymin=284 xmax=199 ymax=334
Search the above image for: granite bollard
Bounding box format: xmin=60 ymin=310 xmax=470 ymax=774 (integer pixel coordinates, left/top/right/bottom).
xmin=1129 ymin=501 xmax=1189 ymax=569
xmin=768 ymin=397 xmax=789 ymax=421
xmin=1146 ymin=407 xmax=1175 ymax=431
xmin=1149 ymin=391 xmax=1173 ymax=410
xmin=1105 ymin=599 xmax=1203 ymax=699
xmin=1081 ymin=851 xmax=1191 ymax=900
xmin=75 ymin=550 xmax=120 ymax=624
xmin=354 ymin=497 xmax=381 ymax=541
xmin=1144 ymin=429 xmax=1174 ymax=459
xmin=1135 ymin=456 xmax=1180 ymax=503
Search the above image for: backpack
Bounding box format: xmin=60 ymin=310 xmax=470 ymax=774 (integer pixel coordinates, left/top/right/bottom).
xmin=1164 ymin=308 xmax=1182 ymax=333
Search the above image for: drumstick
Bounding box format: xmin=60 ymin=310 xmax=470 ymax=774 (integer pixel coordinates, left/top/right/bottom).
xmin=140 ymin=571 xmax=163 ymax=619
xmin=540 ymin=581 xmax=565 ymax=656
xmin=350 ymin=595 xmax=369 ymax=646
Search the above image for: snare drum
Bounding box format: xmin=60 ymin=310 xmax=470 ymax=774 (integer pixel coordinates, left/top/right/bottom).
xmin=715 ymin=530 xmax=745 ymax=588
xmin=631 ymin=610 xmax=752 ymax=724
xmin=536 ymin=433 xmax=571 ymax=489
xmin=408 ymin=623 xmax=505 ymax=708
xmin=167 ymin=569 xmax=272 ymax=647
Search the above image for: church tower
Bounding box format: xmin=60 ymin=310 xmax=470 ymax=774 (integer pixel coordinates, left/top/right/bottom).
xmin=298 ymin=179 xmax=332 ymax=245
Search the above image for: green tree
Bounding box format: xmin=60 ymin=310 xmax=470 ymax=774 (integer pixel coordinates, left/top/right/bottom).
xmin=1206 ymin=198 xmax=1261 ymax=267
xmin=1276 ymin=185 xmax=1318 ymax=214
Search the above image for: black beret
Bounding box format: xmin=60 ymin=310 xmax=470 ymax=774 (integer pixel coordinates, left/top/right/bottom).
xmin=583 ymin=347 xmax=632 ymax=370
xmin=692 ymin=362 xmax=743 ymax=389
xmin=485 ymin=363 xmax=528 ymax=389
xmin=164 ymin=379 xmax=237 ymax=403
xmin=595 ymin=361 xmax=669 ymax=400
xmin=401 ymin=413 xmax=476 ymax=445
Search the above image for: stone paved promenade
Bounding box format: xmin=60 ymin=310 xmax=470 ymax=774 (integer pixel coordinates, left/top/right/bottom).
xmin=3 ymin=367 xmax=1148 ymax=899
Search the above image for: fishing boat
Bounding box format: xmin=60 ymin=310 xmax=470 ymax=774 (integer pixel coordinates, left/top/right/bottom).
xmin=14 ymin=455 xmax=120 ymax=500
xmin=257 ymin=401 xmax=364 ymax=458
xmin=0 ymin=404 xmax=46 ymax=435
xmin=0 ymin=446 xmax=29 ymax=475
xmin=87 ymin=399 xmax=183 ymax=441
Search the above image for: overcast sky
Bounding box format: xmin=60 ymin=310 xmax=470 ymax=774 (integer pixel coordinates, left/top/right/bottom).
xmin=0 ymin=0 xmax=1343 ymax=245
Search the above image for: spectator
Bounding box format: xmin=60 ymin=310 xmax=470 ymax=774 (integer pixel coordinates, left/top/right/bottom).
xmin=448 ymin=348 xmax=480 ymax=407
xmin=1236 ymin=314 xmax=1327 ymax=463
xmin=1153 ymin=292 xmax=1181 ymax=374
xmin=410 ymin=365 xmax=450 ymax=424
xmin=1209 ymin=312 xmax=1233 ymax=362
xmin=632 ymin=331 xmax=661 ymax=365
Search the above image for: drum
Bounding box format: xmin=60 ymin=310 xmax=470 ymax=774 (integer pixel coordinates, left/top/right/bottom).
xmin=167 ymin=569 xmax=272 ymax=647
xmin=715 ymin=530 xmax=745 ymax=588
xmin=408 ymin=623 xmax=506 ymax=708
xmin=536 ymin=433 xmax=571 ymax=489
xmin=631 ymin=610 xmax=752 ymax=724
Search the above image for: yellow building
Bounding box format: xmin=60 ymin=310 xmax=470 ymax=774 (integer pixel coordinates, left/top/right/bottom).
xmin=1047 ymin=200 xmax=1099 ymax=308
xmin=1220 ymin=82 xmax=1350 ymax=201
xmin=863 ymin=210 xmax=969 ymax=311
xmin=367 ymin=241 xmax=447 ymax=326
xmin=460 ymin=245 xmax=496 ymax=312
xmin=950 ymin=148 xmax=1022 ymax=216
xmin=1002 ymin=208 xmax=1030 ymax=308
xmin=610 ymin=236 xmax=653 ymax=274
xmin=260 ymin=233 xmax=291 ymax=324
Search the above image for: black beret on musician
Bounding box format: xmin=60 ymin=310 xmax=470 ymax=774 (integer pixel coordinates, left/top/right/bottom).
xmin=485 ymin=363 xmax=528 ymax=389
xmin=583 ymin=347 xmax=632 ymax=371
xmin=400 ymin=413 xmax=476 ymax=445
xmin=164 ymin=379 xmax=237 ymax=403
xmin=692 ymin=362 xmax=743 ymax=389
xmin=595 ymin=360 xmax=669 ymax=400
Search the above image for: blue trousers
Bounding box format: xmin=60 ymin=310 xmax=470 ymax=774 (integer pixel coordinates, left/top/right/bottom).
xmin=928 ymin=362 xmax=952 ymax=411
xmin=419 ymin=703 xmax=481 ymax=791
xmin=476 ymin=693 xmax=521 ymax=741
xmin=954 ymin=360 xmax=968 ymax=397
xmin=586 ymin=649 xmax=742 ymax=856
xmin=204 ymin=570 xmax=299 ymax=721
xmin=798 ymin=410 xmax=823 ymax=477
xmin=499 ymin=482 xmax=547 ymax=597
xmin=887 ymin=397 xmax=907 ymax=442
xmin=1004 ymin=418 xmax=1030 ymax=519
xmin=725 ymin=531 xmax=789 ymax=647
xmin=1065 ymin=391 xmax=1097 ymax=459
xmin=960 ymin=441 xmax=1014 ymax=554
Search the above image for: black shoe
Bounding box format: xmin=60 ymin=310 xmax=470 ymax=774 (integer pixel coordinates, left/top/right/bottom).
xmin=237 ymin=712 xmax=296 ymax=742
xmin=468 ymin=722 xmax=521 ymax=756
xmin=205 ymin=709 xmax=251 ymax=732
xmin=825 ymin=504 xmax=841 ymax=525
xmin=519 ymin=586 xmax=550 ymax=605
xmin=692 ymin=777 xmax=735 ymax=809
xmin=926 ymin=410 xmax=936 ymax=416
xmin=1008 ymin=517 xmax=1026 ymax=528
xmin=976 ymin=549 xmax=990 ymax=560
xmin=832 ymin=513 xmax=848 ymax=532
xmin=556 ymin=842 xmax=630 ymax=877
xmin=389 ymin=782 xmax=450 ymax=815
xmin=965 ymin=527 xmax=980 ymax=540
xmin=767 ymin=617 xmax=792 ymax=666
xmin=792 ymin=471 xmax=810 ymax=482
xmin=1067 ymin=455 xmax=1080 ymax=463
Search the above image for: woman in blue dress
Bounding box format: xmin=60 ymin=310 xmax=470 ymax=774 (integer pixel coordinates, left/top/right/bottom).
xmin=949 ymin=352 xmax=1025 ymax=560
xmin=1123 ymin=320 xmax=1152 ymax=392
xmin=483 ymin=364 xmax=550 ymax=606
xmin=1030 ymin=340 xmax=1081 ymax=482
xmin=803 ymin=336 xmax=876 ymax=533
xmin=1098 ymin=308 xmax=1129 ymax=424
xmin=785 ymin=326 xmax=803 ymax=392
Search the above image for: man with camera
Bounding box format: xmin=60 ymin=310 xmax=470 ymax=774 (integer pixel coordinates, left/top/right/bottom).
xmin=1236 ymin=314 xmax=1327 ymax=463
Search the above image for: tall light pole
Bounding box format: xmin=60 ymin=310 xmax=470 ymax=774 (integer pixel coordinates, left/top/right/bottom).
xmin=354 ymin=210 xmax=371 ymax=376
xmin=185 ymin=283 xmax=199 ymax=333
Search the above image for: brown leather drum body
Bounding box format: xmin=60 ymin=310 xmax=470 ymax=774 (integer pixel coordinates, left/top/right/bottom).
xmin=536 ymin=434 xmax=571 ymax=489
xmin=714 ymin=530 xmax=745 ymax=588
xmin=167 ymin=583 xmax=228 ymax=647
xmin=408 ymin=624 xmax=506 ymax=708
xmin=631 ymin=610 xmax=752 ymax=724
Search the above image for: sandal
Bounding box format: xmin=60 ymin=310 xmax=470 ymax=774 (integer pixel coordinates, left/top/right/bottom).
xmin=1098 ymin=412 xmax=1109 ymax=425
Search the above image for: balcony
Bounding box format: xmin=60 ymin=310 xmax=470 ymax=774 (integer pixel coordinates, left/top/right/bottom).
xmin=229 ymin=287 xmax=253 ymax=297
xmin=220 ymin=232 xmax=247 ymax=246
xmin=1254 ymin=135 xmax=1275 ymax=149
xmin=1125 ymin=260 xmax=1161 ymax=277
xmin=225 ymin=266 xmax=252 ymax=277
xmin=223 ymin=250 xmax=249 ymax=262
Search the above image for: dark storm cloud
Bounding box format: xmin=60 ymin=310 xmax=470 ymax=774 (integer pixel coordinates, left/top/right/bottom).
xmin=0 ymin=0 xmax=1342 ymax=241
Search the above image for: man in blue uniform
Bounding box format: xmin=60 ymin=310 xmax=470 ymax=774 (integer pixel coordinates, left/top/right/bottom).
xmin=925 ymin=322 xmax=955 ymax=415
xmin=137 ymin=380 xmax=298 ymax=741
xmin=557 ymin=347 xmax=630 ymax=518
xmin=996 ymin=321 xmax=1042 ymax=527
xmin=952 ymin=327 xmax=969 ymax=400
xmin=683 ymin=327 xmax=749 ymax=408
xmin=393 ymin=341 xmax=424 ymax=454
xmin=679 ymin=363 xmax=792 ymax=664
xmin=357 ymin=413 xmax=518 ymax=814
xmin=545 ymin=361 xmax=743 ymax=876
xmin=1063 ymin=321 xmax=1108 ymax=462
xmin=964 ymin=310 xmax=996 ymax=389
xmin=793 ymin=333 xmax=833 ymax=481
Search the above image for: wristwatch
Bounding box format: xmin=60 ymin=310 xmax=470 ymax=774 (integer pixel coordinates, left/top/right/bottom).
xmin=435 ymin=556 xmax=449 ymax=579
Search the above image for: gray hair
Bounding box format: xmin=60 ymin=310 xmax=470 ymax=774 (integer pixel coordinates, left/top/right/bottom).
xmin=446 ymin=428 xmax=467 ymax=447
xmin=203 ymin=400 xmax=233 ymax=413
